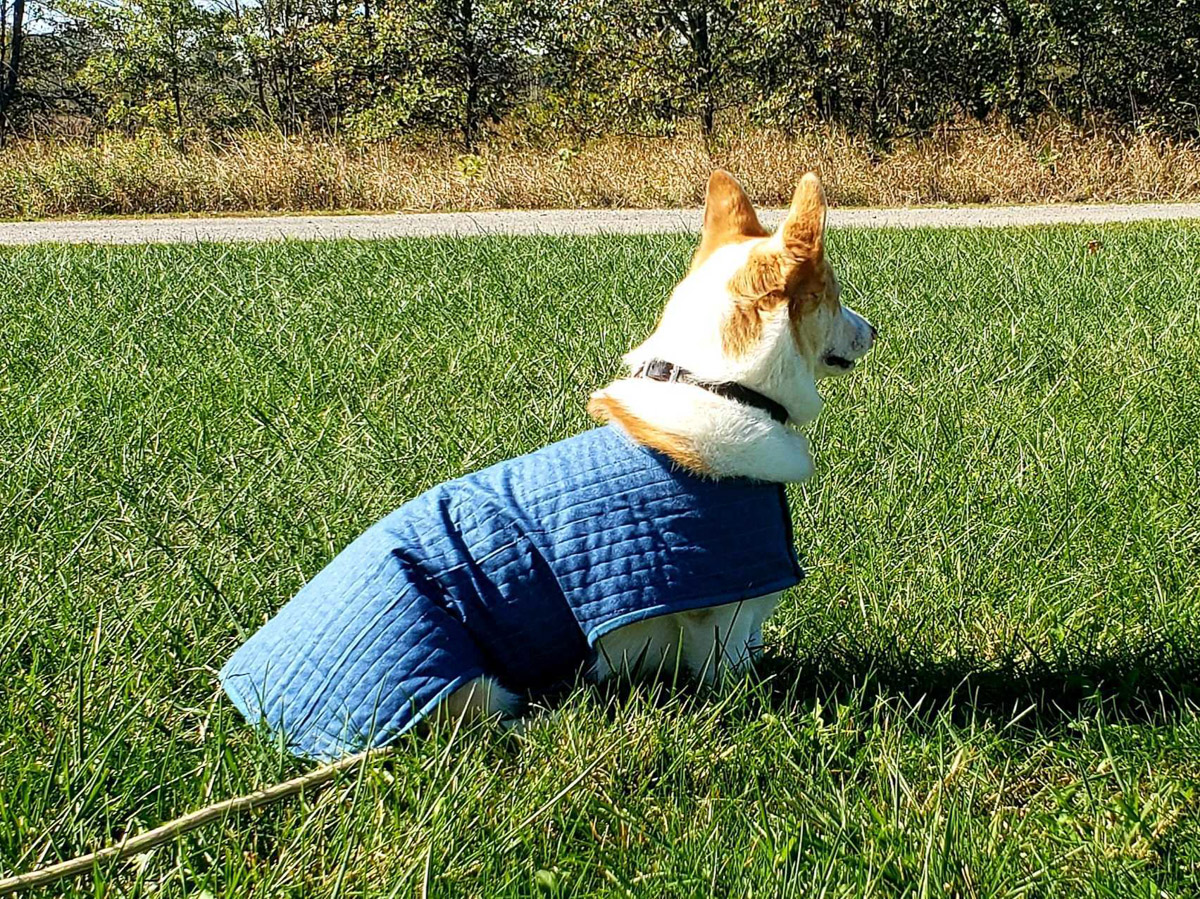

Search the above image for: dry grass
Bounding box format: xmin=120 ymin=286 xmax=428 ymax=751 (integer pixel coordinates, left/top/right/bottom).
xmin=3 ymin=118 xmax=1200 ymax=219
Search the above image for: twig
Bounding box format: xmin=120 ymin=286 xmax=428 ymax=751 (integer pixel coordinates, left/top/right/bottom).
xmin=0 ymin=746 xmax=394 ymax=897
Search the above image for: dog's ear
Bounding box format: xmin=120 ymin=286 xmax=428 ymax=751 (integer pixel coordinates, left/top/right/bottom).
xmin=777 ymin=172 xmax=826 ymax=267
xmin=723 ymin=173 xmax=828 ymax=355
xmin=690 ymin=170 xmax=769 ymax=271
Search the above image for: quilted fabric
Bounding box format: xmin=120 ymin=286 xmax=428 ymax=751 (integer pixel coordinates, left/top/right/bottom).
xmin=220 ymin=425 xmax=803 ymax=760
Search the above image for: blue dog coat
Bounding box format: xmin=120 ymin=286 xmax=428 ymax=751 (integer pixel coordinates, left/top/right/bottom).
xmin=221 ymin=425 xmax=803 ymax=759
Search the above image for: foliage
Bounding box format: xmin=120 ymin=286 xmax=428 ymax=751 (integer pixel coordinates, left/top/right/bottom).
xmin=66 ymin=0 xmax=248 ymax=141
xmin=535 ymin=0 xmax=749 ymax=139
xmin=6 ymin=0 xmax=1200 ymax=158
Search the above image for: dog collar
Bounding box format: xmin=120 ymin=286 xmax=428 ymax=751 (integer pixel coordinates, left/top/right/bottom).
xmin=632 ymin=359 xmax=790 ymax=424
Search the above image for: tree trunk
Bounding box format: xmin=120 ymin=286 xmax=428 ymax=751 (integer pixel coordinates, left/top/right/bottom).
xmin=1003 ymin=0 xmax=1028 ymax=123
xmin=867 ymin=3 xmax=892 ymax=150
xmin=464 ymin=57 xmax=479 ymax=150
xmin=460 ymin=0 xmax=478 ymax=150
xmin=661 ymin=2 xmax=717 ymax=139
xmin=1 ymin=0 xmax=8 ymax=78
xmin=172 ymin=78 xmax=184 ymax=146
xmin=0 ymin=0 xmax=25 ymax=141
xmin=693 ymin=6 xmax=714 ymax=138
xmin=825 ymin=0 xmax=848 ymax=119
xmin=168 ymin=13 xmax=185 ymax=150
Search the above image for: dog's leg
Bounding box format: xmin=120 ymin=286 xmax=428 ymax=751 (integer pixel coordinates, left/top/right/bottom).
xmin=682 ymin=593 xmax=783 ymax=683
xmin=593 ymin=593 xmax=784 ymax=687
xmin=592 ymin=615 xmax=684 ymax=683
xmin=679 ymin=607 xmax=732 ymax=685
xmin=742 ymin=591 xmax=781 ymax=663
xmin=437 ymin=675 xmax=520 ymax=724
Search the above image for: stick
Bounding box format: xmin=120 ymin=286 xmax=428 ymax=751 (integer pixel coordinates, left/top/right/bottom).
xmin=0 ymin=746 xmax=393 ymax=896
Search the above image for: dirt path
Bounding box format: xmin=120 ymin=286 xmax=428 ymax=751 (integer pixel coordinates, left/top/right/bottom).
xmin=3 ymin=203 xmax=1200 ymax=245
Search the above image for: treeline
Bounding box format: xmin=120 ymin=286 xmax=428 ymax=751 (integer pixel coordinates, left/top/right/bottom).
xmin=2 ymin=0 xmax=1199 ymax=148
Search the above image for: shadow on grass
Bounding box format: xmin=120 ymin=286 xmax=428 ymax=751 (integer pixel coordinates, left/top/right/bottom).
xmin=565 ymin=632 xmax=1200 ymax=730
xmin=754 ymin=632 xmax=1200 ymax=724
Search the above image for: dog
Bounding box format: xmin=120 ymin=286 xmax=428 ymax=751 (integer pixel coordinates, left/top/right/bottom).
xmin=220 ymin=170 xmax=875 ymax=759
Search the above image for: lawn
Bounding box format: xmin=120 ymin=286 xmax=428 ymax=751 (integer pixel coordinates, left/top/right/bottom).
xmin=2 ymin=224 xmax=1199 ymax=897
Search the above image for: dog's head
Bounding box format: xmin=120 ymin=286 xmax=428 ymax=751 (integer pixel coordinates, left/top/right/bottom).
xmin=626 ymin=170 xmax=876 ymax=426
xmin=590 ymin=170 xmax=875 ymax=480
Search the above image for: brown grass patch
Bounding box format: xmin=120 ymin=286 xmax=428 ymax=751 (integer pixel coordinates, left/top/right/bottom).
xmin=3 ymin=119 xmax=1200 ymax=220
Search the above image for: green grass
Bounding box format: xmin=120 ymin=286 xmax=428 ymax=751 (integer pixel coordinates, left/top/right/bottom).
xmin=2 ymin=224 xmax=1199 ymax=897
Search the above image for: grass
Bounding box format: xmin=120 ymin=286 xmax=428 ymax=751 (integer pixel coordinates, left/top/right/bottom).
xmin=3 ymin=119 xmax=1200 ymax=220
xmin=2 ymin=223 xmax=1200 ymax=896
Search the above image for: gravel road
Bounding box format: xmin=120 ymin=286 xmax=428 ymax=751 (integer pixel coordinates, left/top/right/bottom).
xmin=3 ymin=203 xmax=1199 ymax=245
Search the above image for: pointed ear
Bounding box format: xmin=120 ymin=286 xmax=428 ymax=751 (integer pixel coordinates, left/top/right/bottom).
xmin=778 ymin=172 xmax=826 ymax=265
xmin=690 ymin=170 xmax=769 ymax=271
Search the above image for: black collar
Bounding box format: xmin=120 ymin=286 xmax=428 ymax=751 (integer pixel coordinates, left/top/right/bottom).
xmin=631 ymin=359 xmax=790 ymax=424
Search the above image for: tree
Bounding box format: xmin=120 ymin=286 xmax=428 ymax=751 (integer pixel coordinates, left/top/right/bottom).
xmin=544 ymin=0 xmax=747 ymax=140
xmin=1043 ymin=0 xmax=1200 ymax=134
xmin=408 ymin=0 xmax=544 ymax=149
xmin=217 ymin=0 xmax=543 ymax=145
xmin=70 ymin=0 xmax=250 ymax=141
xmin=744 ymin=0 xmax=998 ymax=147
xmin=0 ymin=0 xmax=26 ymax=140
xmin=658 ymin=0 xmax=741 ymax=137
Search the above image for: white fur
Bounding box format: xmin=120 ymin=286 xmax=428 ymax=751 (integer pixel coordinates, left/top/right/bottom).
xmin=603 ymin=239 xmax=874 ymax=484
xmin=440 ymin=676 xmax=522 ymax=724
xmin=439 ymin=178 xmax=875 ymax=727
xmin=592 ymin=593 xmax=781 ymax=685
xmin=595 ymin=378 xmax=814 ymax=482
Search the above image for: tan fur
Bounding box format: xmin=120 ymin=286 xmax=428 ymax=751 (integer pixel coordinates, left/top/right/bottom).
xmin=780 ymin=173 xmax=826 ymax=263
xmin=690 ymin=170 xmax=770 ymax=272
xmin=587 ymin=394 xmax=711 ymax=475
xmin=724 ymin=246 xmax=799 ymax=357
xmin=719 ymin=172 xmax=835 ymax=357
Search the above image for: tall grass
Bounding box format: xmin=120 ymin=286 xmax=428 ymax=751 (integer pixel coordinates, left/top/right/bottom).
xmin=3 ymin=119 xmax=1200 ymax=219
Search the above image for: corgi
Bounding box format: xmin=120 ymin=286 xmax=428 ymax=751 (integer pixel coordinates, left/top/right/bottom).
xmin=442 ymin=169 xmax=876 ymax=724
xmin=220 ymin=170 xmax=876 ymax=756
